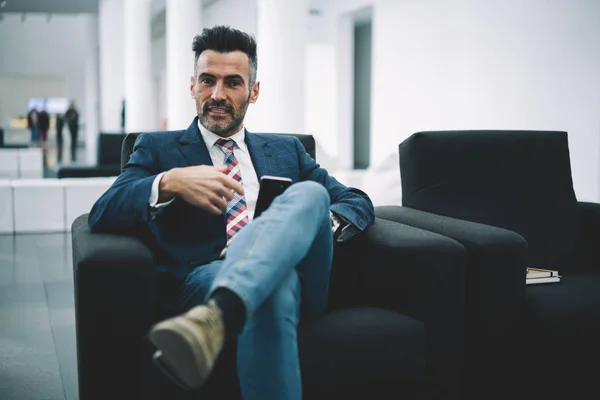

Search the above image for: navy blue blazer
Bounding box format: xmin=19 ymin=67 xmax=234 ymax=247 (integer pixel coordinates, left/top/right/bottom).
xmin=88 ymin=118 xmax=374 ymax=280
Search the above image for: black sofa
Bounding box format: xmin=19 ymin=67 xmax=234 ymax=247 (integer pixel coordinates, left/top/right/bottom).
xmin=72 ymin=132 xmax=468 ymax=400
xmin=377 ymin=129 xmax=600 ymax=399
xmin=57 ymin=132 xmax=125 ymax=178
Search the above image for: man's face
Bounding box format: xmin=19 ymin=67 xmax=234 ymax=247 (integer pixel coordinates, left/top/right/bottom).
xmin=191 ymin=50 xmax=260 ymax=137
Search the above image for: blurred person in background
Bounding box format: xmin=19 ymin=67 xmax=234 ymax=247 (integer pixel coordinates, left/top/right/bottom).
xmin=27 ymin=108 xmax=39 ymax=145
xmin=65 ymin=100 xmax=79 ymax=161
xmin=55 ymin=113 xmax=65 ymax=163
xmin=38 ymin=108 xmax=50 ymax=146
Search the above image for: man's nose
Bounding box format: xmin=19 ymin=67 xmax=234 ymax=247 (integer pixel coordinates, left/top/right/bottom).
xmin=211 ymin=82 xmax=226 ymax=101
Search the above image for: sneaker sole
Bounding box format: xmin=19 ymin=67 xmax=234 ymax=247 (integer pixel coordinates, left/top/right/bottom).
xmin=149 ymin=317 xmax=213 ymax=389
xmin=152 ymin=350 xmax=191 ymax=390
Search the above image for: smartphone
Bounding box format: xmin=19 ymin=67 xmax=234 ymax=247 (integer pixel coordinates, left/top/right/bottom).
xmin=254 ymin=175 xmax=293 ymax=218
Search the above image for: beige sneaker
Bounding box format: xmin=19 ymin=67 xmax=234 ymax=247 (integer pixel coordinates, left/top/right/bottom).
xmin=149 ymin=300 xmax=225 ymax=389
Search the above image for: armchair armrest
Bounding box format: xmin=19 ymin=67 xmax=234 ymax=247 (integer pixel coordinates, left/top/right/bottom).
xmin=375 ymin=206 xmax=527 ymax=334
xmin=71 ymin=213 xmax=156 ymax=399
xmin=360 ymin=218 xmax=466 ymax=319
xmin=375 ymin=206 xmax=529 ymax=396
xmin=329 ymin=218 xmax=466 ymax=318
xmin=352 ymin=217 xmax=467 ymax=397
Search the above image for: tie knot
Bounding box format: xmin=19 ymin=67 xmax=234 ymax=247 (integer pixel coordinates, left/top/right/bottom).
xmin=216 ymin=138 xmax=236 ymax=153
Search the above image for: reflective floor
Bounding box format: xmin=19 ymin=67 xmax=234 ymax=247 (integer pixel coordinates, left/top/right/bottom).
xmin=0 ymin=233 xmax=78 ymax=400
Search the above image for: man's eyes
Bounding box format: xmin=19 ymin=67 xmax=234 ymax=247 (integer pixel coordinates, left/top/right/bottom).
xmin=199 ymin=79 xmax=242 ymax=87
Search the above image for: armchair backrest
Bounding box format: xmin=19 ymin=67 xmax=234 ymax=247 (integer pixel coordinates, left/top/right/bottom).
xmin=121 ymin=132 xmax=316 ymax=171
xmin=98 ymin=132 xmax=128 ymax=166
xmin=399 ymin=130 xmax=581 ymax=269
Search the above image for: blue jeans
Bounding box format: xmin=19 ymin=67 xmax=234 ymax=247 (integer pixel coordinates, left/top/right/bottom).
xmin=179 ymin=181 xmax=334 ymax=400
xmin=30 ymin=127 xmax=39 ymax=142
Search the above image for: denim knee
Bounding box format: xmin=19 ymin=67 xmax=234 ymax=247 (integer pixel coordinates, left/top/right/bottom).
xmin=285 ymin=181 xmax=330 ymax=216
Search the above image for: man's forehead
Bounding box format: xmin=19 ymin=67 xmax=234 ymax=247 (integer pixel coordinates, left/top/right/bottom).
xmin=196 ymin=50 xmax=250 ymax=78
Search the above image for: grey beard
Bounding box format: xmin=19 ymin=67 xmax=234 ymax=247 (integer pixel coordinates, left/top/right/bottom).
xmin=198 ymin=112 xmax=245 ymax=136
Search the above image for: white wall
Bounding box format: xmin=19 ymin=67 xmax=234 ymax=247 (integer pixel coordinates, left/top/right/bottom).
xmin=99 ymin=0 xmax=125 ymax=132
xmin=0 ymin=77 xmax=65 ymax=124
xmin=370 ymin=0 xmax=600 ymax=201
xmin=305 ymin=44 xmax=338 ymax=158
xmin=304 ymin=7 xmax=340 ymax=169
xmin=312 ymin=0 xmax=375 ymax=170
xmin=203 ymin=0 xmax=257 ymax=36
xmin=83 ymin=14 xmax=100 ymax=164
xmin=0 ymin=13 xmax=88 ymax=123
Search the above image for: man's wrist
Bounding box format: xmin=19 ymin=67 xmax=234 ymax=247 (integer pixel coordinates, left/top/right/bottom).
xmin=158 ymin=169 xmax=178 ymax=203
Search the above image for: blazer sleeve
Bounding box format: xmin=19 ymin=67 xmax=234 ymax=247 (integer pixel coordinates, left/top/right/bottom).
xmin=88 ymin=133 xmax=161 ymax=233
xmin=294 ymin=137 xmax=375 ymax=232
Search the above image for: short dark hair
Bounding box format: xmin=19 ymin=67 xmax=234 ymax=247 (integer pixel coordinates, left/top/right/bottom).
xmin=192 ymin=25 xmax=258 ymax=84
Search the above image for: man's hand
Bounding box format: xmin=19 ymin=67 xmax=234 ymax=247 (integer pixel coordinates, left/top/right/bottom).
xmin=158 ymin=165 xmax=244 ymax=215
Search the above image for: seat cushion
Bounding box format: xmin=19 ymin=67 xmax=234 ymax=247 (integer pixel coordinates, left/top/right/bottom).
xmin=144 ymin=307 xmax=427 ymax=400
xmin=516 ymin=273 xmax=600 ymax=396
xmin=525 ymin=272 xmax=600 ymax=336
xmin=299 ymin=307 xmax=427 ymax=398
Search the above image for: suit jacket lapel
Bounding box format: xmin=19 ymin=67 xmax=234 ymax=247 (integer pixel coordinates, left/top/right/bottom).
xmin=178 ymin=117 xmax=213 ymax=167
xmin=177 ymin=123 xmax=272 ymax=174
xmin=245 ymin=130 xmax=272 ymax=179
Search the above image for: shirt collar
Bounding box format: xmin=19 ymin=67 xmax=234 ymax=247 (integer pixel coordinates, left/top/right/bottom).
xmin=197 ymin=120 xmax=247 ymax=153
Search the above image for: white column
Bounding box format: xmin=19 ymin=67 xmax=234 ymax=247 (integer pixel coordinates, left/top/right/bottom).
xmin=99 ymin=0 xmax=125 ymax=132
xmin=166 ymin=0 xmax=202 ymax=130
xmin=245 ymin=0 xmax=308 ymax=134
xmin=83 ymin=14 xmax=100 ymax=164
xmin=124 ymin=0 xmax=156 ymax=132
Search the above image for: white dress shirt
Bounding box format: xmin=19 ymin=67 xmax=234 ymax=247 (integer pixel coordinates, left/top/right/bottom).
xmin=148 ymin=123 xmax=260 ymax=220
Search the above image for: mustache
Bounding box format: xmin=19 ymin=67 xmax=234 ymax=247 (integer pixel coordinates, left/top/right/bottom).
xmin=204 ymin=102 xmax=233 ymax=112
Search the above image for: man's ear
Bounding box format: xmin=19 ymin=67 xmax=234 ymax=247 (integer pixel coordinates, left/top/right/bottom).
xmin=249 ymin=81 xmax=260 ymax=104
xmin=190 ymin=75 xmax=195 ymax=97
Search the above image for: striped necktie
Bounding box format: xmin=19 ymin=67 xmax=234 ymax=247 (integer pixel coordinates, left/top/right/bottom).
xmin=215 ymin=139 xmax=249 ymax=246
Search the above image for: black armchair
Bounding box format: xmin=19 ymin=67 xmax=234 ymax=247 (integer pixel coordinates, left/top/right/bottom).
xmin=377 ymin=129 xmax=600 ymax=398
xmin=72 ymin=132 xmax=467 ymax=400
